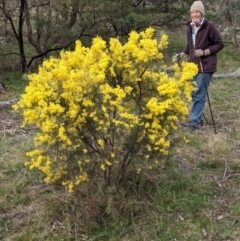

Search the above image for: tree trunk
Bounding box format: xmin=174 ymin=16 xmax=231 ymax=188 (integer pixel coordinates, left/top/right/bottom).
xmin=19 ymin=0 xmax=28 ymax=73
xmin=1 ymin=0 xmax=28 ymax=73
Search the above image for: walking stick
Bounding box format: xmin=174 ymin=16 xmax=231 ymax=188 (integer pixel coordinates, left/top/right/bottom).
xmin=199 ymin=58 xmax=217 ymax=134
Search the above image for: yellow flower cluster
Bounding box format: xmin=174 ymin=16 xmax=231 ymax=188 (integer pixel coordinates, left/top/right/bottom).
xmin=13 ymin=27 xmax=197 ymax=192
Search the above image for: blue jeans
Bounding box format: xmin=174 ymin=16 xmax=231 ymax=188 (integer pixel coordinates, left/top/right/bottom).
xmin=190 ymin=72 xmax=213 ymax=125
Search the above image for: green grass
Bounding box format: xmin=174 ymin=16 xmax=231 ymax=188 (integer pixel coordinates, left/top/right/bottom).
xmin=1 ymin=34 xmax=240 ymax=241
xmin=2 ymin=72 xmax=27 ymax=96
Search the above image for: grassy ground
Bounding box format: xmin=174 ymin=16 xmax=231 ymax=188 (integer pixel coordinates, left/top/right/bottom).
xmin=1 ymin=34 xmax=240 ymax=241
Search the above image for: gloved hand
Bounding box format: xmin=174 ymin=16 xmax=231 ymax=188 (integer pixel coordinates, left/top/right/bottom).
xmin=180 ymin=52 xmax=186 ymax=59
xmin=172 ymin=52 xmax=186 ymax=62
xmin=172 ymin=53 xmax=181 ymax=62
xmin=195 ymin=49 xmax=204 ymax=57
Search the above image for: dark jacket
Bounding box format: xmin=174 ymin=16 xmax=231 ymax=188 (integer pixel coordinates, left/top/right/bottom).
xmin=182 ymin=19 xmax=224 ymax=73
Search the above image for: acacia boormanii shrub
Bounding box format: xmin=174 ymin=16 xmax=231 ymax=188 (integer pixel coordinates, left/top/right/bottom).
xmin=13 ymin=27 xmax=197 ymax=192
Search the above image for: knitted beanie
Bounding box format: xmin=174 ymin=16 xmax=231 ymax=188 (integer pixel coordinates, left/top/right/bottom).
xmin=190 ymin=1 xmax=205 ymax=16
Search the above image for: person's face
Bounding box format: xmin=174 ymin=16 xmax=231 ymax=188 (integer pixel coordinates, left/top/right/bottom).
xmin=190 ymin=10 xmax=202 ymax=22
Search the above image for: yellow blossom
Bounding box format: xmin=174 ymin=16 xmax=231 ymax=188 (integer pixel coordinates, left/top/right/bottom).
xmin=97 ymin=139 xmax=105 ymax=149
xmin=100 ymin=164 xmax=105 ymax=171
xmin=105 ymin=160 xmax=112 ymax=166
xmin=183 ymin=136 xmax=190 ymax=144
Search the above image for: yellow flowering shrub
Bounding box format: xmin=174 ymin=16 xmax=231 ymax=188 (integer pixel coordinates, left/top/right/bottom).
xmin=13 ymin=27 xmax=197 ymax=192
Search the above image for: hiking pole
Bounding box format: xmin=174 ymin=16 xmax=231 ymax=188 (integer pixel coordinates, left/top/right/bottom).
xmin=199 ymin=58 xmax=217 ymax=134
xmin=202 ymin=113 xmax=208 ymax=124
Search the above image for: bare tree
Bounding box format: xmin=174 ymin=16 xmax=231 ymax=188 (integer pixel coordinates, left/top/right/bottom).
xmin=220 ymin=0 xmax=240 ymax=56
xmin=0 ymin=0 xmax=28 ymax=73
xmin=0 ymin=0 xmax=99 ymax=73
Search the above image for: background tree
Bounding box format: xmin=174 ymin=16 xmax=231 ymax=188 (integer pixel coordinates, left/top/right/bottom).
xmin=219 ymin=0 xmax=240 ymax=57
xmin=0 ymin=0 xmax=101 ymax=73
xmin=0 ymin=0 xmax=232 ymax=74
xmin=0 ymin=0 xmax=27 ymax=73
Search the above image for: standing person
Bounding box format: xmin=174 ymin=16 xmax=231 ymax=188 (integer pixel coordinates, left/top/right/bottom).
xmin=180 ymin=0 xmax=224 ymax=130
